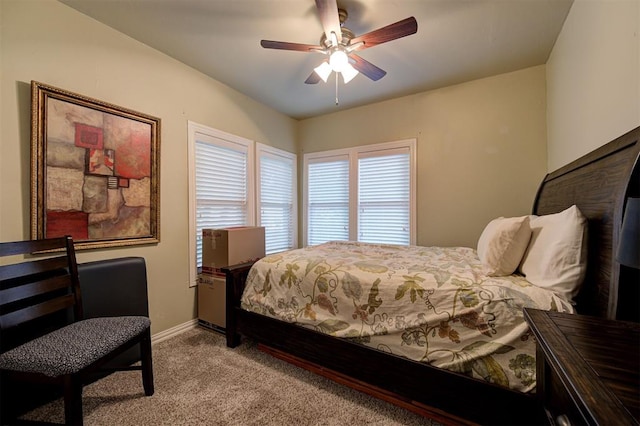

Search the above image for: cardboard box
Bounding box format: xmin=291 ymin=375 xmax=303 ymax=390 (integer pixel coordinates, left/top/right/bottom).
xmin=202 ymin=226 xmax=265 ymax=277
xmin=197 ymin=274 xmax=226 ymax=331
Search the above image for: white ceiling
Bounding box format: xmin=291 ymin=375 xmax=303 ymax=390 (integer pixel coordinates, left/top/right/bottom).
xmin=59 ymin=0 xmax=573 ymax=120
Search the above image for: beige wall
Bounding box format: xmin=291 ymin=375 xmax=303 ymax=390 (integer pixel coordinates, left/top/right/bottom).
xmin=547 ymin=0 xmax=640 ymax=170
xmin=299 ymin=66 xmax=548 ymax=248
xmin=0 ymin=0 xmax=297 ymax=334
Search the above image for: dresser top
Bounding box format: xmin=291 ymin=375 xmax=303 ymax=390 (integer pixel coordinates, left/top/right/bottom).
xmin=524 ymin=308 xmax=640 ymax=424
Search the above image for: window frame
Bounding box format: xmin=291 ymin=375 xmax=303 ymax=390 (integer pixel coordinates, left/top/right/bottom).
xmin=303 ymin=139 xmax=416 ymax=247
xmin=188 ymin=121 xmax=255 ymax=287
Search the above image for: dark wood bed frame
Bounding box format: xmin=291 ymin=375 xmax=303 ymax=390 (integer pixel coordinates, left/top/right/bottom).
xmin=223 ymin=126 xmax=639 ymax=425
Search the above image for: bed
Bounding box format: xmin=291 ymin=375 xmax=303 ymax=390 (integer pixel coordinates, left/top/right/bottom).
xmin=223 ymin=126 xmax=640 ymax=425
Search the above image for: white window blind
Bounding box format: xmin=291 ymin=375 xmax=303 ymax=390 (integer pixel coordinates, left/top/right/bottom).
xmin=192 ymin=129 xmax=253 ymax=270
xmin=307 ymin=157 xmax=349 ymax=245
xmin=358 ymin=150 xmax=410 ymax=245
xmin=258 ymin=146 xmax=296 ymax=254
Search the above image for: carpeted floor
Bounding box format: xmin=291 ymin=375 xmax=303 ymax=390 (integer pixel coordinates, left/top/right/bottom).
xmin=18 ymin=327 xmax=439 ymax=425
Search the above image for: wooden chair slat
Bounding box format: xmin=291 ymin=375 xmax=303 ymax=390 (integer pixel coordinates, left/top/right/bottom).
xmin=0 ymin=294 xmax=75 ymax=329
xmin=0 ymin=256 xmax=69 ymax=283
xmin=0 ymin=274 xmax=72 ymax=305
xmin=0 ymin=237 xmax=69 ymax=257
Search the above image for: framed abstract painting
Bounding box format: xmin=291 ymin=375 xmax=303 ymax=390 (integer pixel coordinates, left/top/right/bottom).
xmin=30 ymin=81 xmax=161 ymax=249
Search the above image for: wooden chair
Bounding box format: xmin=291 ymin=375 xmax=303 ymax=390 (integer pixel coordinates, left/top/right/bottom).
xmin=0 ymin=236 xmax=154 ymax=425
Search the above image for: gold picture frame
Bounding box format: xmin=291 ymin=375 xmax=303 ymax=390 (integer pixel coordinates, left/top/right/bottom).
xmin=30 ymin=81 xmax=161 ymax=250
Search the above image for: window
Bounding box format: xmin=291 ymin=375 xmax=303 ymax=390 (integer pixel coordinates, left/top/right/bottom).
xmin=188 ymin=122 xmax=254 ymax=286
xmin=358 ymin=149 xmax=411 ymax=245
xmin=306 ymin=155 xmax=350 ymax=246
xmin=304 ymin=139 xmax=416 ymax=247
xmin=188 ymin=122 xmax=297 ymax=286
xmin=256 ymin=143 xmax=297 ymax=254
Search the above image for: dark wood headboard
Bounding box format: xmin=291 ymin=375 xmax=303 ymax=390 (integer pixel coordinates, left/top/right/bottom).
xmin=533 ymin=126 xmax=639 ymax=320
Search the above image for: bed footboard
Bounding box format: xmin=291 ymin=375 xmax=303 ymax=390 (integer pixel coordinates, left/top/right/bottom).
xmin=222 ymin=262 xmax=255 ymax=348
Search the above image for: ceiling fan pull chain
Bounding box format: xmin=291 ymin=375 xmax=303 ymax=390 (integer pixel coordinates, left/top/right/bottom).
xmin=335 ymin=72 xmax=339 ymax=105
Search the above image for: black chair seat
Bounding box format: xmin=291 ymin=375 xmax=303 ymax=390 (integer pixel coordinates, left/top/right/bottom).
xmin=0 ymin=316 xmax=150 ymax=377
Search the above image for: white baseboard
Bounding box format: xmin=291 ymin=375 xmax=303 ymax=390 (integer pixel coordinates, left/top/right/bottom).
xmin=151 ymin=319 xmax=198 ymax=344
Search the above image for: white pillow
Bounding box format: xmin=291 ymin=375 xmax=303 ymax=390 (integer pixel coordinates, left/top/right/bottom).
xmin=477 ymin=216 xmax=532 ymax=276
xmin=519 ymin=205 xmax=588 ymax=302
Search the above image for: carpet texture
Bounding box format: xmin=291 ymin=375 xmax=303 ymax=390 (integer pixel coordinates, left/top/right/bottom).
xmin=19 ymin=327 xmax=438 ymax=425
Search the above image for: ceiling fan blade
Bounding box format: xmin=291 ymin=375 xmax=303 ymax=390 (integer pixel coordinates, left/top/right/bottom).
xmin=350 ymin=17 xmax=418 ymax=51
xmin=315 ymin=0 xmax=342 ymax=44
xmin=349 ymin=54 xmax=386 ymax=81
xmin=305 ymin=72 xmax=322 ymax=85
xmin=260 ymin=40 xmax=322 ymax=52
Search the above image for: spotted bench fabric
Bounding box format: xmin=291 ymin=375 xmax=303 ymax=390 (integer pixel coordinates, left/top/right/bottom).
xmin=0 ymin=316 xmax=150 ymax=377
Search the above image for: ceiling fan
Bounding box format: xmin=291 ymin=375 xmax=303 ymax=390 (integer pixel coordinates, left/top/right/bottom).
xmin=260 ymin=0 xmax=418 ymax=85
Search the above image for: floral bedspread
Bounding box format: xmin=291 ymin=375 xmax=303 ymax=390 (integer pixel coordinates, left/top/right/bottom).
xmin=240 ymin=241 xmax=574 ymax=392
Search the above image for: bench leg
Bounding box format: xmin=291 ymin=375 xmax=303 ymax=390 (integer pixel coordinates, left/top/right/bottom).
xmin=0 ymin=372 xmax=17 ymax=425
xmin=63 ymin=375 xmax=83 ymax=426
xmin=141 ymin=329 xmax=154 ymax=396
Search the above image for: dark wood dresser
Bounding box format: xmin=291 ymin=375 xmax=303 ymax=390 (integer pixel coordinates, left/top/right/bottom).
xmin=524 ymin=308 xmax=640 ymax=426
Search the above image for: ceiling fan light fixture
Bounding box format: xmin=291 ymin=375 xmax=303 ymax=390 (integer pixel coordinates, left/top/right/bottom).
xmin=329 ymin=49 xmax=349 ymax=73
xmin=341 ymin=63 xmax=359 ymax=83
xmin=314 ymin=61 xmax=332 ymax=82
